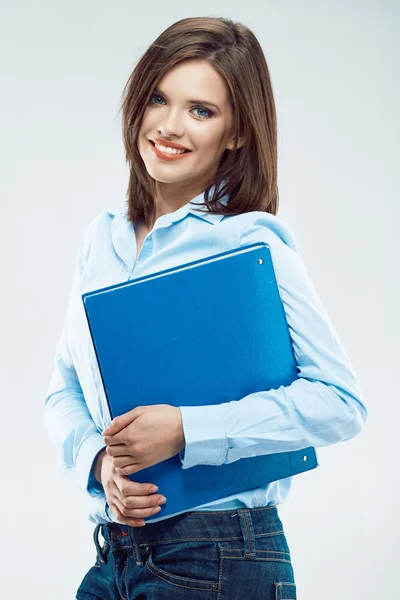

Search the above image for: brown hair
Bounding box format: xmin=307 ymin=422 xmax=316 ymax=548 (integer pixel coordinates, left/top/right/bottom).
xmin=119 ymin=16 xmax=279 ymax=228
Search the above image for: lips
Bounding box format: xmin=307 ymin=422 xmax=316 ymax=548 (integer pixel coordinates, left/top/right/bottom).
xmin=153 ymin=138 xmax=192 ymax=151
xmin=149 ymin=140 xmax=192 ymax=162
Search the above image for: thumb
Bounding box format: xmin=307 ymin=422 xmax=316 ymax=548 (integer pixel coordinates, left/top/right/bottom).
xmin=102 ymin=408 xmax=138 ymax=436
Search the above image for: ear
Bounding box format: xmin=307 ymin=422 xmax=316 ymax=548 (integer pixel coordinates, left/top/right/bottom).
xmin=226 ymin=134 xmax=245 ymax=151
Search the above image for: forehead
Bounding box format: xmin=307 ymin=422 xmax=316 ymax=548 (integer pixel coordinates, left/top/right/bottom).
xmin=157 ymin=59 xmax=230 ymax=102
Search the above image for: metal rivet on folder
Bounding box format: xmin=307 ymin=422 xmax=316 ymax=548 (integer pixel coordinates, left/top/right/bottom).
xmin=302 ymin=455 xmax=308 ymax=461
xmin=257 ymin=258 xmax=263 ymax=264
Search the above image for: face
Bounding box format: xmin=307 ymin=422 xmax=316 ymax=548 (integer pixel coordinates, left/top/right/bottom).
xmin=137 ymin=59 xmax=243 ymax=199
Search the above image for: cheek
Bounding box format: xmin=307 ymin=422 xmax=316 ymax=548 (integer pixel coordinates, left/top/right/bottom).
xmin=194 ymin=127 xmax=227 ymax=155
xmin=137 ymin=113 xmax=155 ymax=153
xmin=138 ymin=109 xmax=156 ymax=135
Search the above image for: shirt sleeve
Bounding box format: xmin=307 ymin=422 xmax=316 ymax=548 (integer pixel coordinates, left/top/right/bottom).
xmin=179 ymin=215 xmax=368 ymax=470
xmin=43 ymin=221 xmax=107 ymax=497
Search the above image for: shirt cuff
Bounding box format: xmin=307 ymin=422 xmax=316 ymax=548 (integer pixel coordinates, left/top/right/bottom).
xmin=88 ymin=445 xmax=108 ymax=495
xmin=75 ymin=433 xmax=107 ymax=495
xmin=87 ymin=495 xmax=112 ymax=525
xmin=178 ymin=404 xmax=227 ymax=469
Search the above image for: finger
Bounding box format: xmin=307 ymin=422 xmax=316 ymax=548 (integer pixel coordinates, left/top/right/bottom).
xmin=113 ymin=474 xmax=159 ymax=498
xmin=114 ymin=458 xmax=157 ymax=477
xmin=112 ymin=455 xmax=136 ymax=469
xmin=114 ymin=462 xmax=141 ymax=476
xmin=106 ymin=444 xmax=127 ymax=457
xmin=102 ymin=409 xmax=141 ymax=436
xmin=104 ymin=432 xmax=126 ymax=445
xmin=113 ymin=495 xmax=163 ymax=520
xmin=109 ymin=499 xmax=146 ymax=527
xmin=118 ymin=492 xmax=166 ymax=511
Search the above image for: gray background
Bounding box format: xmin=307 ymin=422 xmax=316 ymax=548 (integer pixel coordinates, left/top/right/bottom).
xmin=1 ymin=1 xmax=398 ymax=598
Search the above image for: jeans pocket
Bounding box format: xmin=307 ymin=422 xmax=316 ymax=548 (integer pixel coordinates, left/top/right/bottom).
xmin=255 ymin=531 xmax=293 ymax=562
xmin=145 ymin=541 xmax=220 ymax=592
xmin=275 ymin=581 xmax=297 ymax=599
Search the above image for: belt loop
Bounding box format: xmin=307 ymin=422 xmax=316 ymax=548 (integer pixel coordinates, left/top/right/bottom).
xmin=129 ymin=526 xmax=144 ymax=567
xmin=238 ymin=509 xmax=256 ymax=559
xmin=93 ymin=524 xmax=107 ymax=564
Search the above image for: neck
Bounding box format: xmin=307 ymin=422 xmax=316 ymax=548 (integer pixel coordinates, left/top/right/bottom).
xmin=153 ymin=178 xmax=211 ymax=222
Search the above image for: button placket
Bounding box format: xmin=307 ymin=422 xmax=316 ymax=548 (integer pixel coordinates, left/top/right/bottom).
xmin=134 ymin=236 xmax=153 ymax=268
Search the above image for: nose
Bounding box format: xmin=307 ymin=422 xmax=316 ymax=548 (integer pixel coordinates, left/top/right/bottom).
xmin=157 ymin=107 xmax=185 ymax=138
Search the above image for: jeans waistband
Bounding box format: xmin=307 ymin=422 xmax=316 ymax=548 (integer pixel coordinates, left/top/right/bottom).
xmin=97 ymin=506 xmax=282 ymax=563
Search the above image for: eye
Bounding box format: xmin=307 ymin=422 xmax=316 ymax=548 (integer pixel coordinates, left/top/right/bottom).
xmin=149 ymin=94 xmax=166 ymax=105
xmin=192 ymin=107 xmax=214 ymax=119
xmin=149 ymin=94 xmax=214 ymax=119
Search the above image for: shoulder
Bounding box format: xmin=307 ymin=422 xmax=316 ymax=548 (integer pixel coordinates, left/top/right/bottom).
xmin=76 ymin=205 xmax=127 ymax=267
xmin=81 ymin=204 xmax=128 ymax=245
xmin=235 ymin=211 xmax=312 ymax=285
xmin=224 ymin=211 xmax=300 ymax=254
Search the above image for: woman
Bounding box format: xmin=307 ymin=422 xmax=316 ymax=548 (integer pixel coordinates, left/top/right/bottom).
xmin=44 ymin=16 xmax=367 ymax=599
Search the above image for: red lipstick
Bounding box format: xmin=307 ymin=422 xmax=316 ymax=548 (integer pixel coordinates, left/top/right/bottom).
xmin=149 ymin=139 xmax=192 ymax=161
xmin=153 ymin=138 xmax=191 ymax=151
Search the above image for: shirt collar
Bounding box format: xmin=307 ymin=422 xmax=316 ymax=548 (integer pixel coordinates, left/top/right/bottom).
xmin=107 ymin=184 xmax=228 ymax=276
xmin=106 ymin=185 xmax=228 ymax=222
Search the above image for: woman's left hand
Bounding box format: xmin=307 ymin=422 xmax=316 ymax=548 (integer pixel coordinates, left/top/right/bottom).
xmin=102 ymin=405 xmax=186 ymax=476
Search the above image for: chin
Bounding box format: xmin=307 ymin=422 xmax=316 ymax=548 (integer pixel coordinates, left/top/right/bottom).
xmin=141 ymin=162 xmax=192 ymax=183
xmin=151 ymin=174 xmax=191 ymax=184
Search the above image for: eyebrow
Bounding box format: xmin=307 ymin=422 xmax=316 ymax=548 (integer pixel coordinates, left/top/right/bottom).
xmin=153 ymin=86 xmax=221 ymax=112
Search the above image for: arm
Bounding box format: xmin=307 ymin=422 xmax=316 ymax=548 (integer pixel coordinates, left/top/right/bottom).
xmin=179 ymin=215 xmax=368 ymax=469
xmin=43 ymin=220 xmax=106 ymax=496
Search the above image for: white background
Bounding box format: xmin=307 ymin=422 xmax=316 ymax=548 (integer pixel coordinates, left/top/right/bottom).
xmin=1 ymin=1 xmax=398 ymax=598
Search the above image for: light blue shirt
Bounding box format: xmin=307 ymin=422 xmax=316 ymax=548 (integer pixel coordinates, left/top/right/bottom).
xmin=43 ymin=188 xmax=367 ymax=524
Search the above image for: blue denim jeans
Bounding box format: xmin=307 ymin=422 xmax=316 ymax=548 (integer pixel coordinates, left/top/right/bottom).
xmin=76 ymin=506 xmax=297 ymax=599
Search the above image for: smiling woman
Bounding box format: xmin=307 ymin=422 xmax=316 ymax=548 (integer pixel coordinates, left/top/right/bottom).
xmin=137 ymin=59 xmax=244 ymax=191
xmin=43 ymin=14 xmax=367 ymax=600
xmin=120 ymin=17 xmax=278 ymax=231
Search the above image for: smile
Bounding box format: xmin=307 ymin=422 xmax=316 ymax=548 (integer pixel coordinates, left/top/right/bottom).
xmin=149 ymin=140 xmax=192 ymax=161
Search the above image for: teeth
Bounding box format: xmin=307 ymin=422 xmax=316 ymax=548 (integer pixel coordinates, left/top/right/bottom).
xmin=154 ymin=142 xmax=187 ymax=155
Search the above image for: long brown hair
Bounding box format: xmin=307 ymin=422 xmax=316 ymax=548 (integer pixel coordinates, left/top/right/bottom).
xmin=119 ymin=16 xmax=279 ymax=228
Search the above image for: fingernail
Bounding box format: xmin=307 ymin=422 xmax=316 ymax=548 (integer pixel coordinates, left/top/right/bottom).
xmin=153 ymin=507 xmax=161 ymax=514
xmin=149 ymin=486 xmax=158 ymax=493
xmin=159 ymin=496 xmax=167 ymax=504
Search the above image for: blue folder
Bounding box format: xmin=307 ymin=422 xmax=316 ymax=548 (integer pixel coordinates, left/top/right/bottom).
xmin=82 ymin=242 xmax=318 ymax=521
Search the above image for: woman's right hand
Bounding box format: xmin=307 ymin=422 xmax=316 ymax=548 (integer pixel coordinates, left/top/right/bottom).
xmin=95 ymin=449 xmax=167 ymax=527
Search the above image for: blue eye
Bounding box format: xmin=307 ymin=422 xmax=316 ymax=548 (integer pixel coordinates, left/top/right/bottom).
xmin=150 ymin=94 xmax=166 ymax=105
xmin=192 ymin=107 xmax=213 ymax=119
xmin=149 ymin=94 xmax=214 ymax=119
